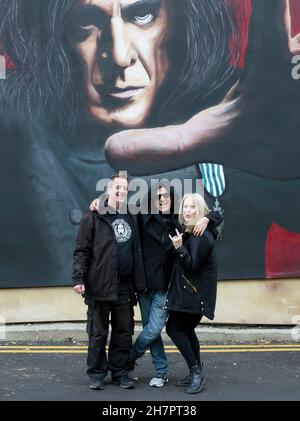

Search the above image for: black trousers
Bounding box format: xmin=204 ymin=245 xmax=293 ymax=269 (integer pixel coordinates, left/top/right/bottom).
xmin=86 ymin=281 xmax=134 ymax=379
xmin=166 ymin=311 xmax=203 ymax=369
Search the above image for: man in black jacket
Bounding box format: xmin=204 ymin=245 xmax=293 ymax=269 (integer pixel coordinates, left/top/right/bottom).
xmin=73 ymin=174 xmax=145 ymax=391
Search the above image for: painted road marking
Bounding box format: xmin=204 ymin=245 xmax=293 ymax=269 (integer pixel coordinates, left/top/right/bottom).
xmin=0 ymin=344 xmax=300 ymax=354
xmin=1 ymin=344 xmax=300 ymax=349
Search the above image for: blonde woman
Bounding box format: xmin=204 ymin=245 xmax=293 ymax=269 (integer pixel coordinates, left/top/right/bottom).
xmin=166 ymin=194 xmax=218 ymax=394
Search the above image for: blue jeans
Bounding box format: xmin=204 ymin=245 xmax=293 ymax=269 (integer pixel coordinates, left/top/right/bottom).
xmin=130 ymin=290 xmax=168 ymax=376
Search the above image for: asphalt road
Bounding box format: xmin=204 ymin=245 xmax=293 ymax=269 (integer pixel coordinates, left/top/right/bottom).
xmin=0 ymin=343 xmax=300 ymax=402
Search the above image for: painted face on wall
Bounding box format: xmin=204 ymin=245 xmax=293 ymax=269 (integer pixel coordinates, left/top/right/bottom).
xmin=70 ymin=0 xmax=172 ymax=128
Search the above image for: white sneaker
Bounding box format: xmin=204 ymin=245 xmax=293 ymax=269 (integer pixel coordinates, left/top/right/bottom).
xmin=149 ymin=374 xmax=168 ymax=388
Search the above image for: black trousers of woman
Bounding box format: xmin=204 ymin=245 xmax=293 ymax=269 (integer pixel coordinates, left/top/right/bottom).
xmin=166 ymin=311 xmax=203 ymax=369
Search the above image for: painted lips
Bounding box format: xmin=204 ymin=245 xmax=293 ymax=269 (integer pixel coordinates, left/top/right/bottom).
xmin=95 ymin=84 xmax=145 ymax=100
xmin=109 ymin=88 xmax=143 ymax=99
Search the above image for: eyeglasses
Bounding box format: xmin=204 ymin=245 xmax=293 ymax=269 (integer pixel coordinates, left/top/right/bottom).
xmin=155 ymin=193 xmax=171 ymax=200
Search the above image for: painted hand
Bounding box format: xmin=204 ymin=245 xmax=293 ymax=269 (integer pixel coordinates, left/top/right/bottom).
xmin=105 ymin=0 xmax=300 ymax=180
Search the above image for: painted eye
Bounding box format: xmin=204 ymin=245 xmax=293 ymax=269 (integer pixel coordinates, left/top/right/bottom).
xmin=134 ymin=13 xmax=155 ymax=25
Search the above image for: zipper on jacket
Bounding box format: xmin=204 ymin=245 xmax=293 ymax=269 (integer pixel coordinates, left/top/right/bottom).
xmin=181 ymin=274 xmax=198 ymax=293
xmin=98 ymin=214 xmax=118 ymax=301
xmin=164 ymin=262 xmax=176 ymax=309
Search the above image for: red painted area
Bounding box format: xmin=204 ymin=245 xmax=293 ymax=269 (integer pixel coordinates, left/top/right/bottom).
xmin=2 ymin=52 xmax=16 ymax=70
xmin=230 ymin=0 xmax=300 ymax=68
xmin=229 ymin=0 xmax=252 ymax=68
xmin=265 ymin=223 xmax=300 ymax=279
xmin=0 ymin=41 xmax=16 ymax=69
xmin=290 ymin=0 xmax=300 ymax=36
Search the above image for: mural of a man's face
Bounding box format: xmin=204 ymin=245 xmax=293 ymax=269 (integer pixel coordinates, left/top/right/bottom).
xmin=72 ymin=0 xmax=172 ymax=128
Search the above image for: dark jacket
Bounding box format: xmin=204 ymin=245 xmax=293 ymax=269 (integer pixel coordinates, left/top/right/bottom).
xmin=139 ymin=213 xmax=181 ymax=290
xmin=140 ymin=211 xmax=222 ymax=291
xmin=165 ymin=229 xmax=217 ymax=320
xmin=72 ymin=211 xmax=146 ymax=302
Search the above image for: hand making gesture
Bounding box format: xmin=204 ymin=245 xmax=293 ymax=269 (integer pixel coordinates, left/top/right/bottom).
xmin=169 ymin=229 xmax=184 ymax=250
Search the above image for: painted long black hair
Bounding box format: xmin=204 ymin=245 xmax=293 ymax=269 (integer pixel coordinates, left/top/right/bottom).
xmin=0 ymin=0 xmax=244 ymax=131
xmin=158 ymin=0 xmax=244 ymax=123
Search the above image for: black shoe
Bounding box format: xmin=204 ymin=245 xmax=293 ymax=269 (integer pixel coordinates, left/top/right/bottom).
xmin=89 ymin=377 xmax=105 ymax=390
xmin=186 ymin=363 xmax=205 ymax=394
xmin=112 ymin=374 xmax=135 ymax=389
xmin=175 ymin=374 xmax=192 ymax=387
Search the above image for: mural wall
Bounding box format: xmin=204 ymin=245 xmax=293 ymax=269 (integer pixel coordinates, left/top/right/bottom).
xmin=0 ymin=0 xmax=300 ymax=288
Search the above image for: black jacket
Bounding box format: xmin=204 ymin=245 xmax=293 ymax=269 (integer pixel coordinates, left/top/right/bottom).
xmin=165 ymin=229 xmax=217 ymax=320
xmin=72 ymin=211 xmax=146 ymax=302
xmin=139 ymin=213 xmax=181 ymax=290
xmin=140 ymin=211 xmax=222 ymax=291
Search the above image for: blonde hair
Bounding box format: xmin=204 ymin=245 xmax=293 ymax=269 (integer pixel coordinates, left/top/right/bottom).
xmin=179 ymin=194 xmax=210 ymax=232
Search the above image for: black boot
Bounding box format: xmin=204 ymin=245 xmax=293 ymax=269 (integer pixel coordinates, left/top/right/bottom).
xmin=112 ymin=374 xmax=135 ymax=389
xmin=175 ymin=373 xmax=192 ymax=387
xmin=186 ymin=363 xmax=205 ymax=394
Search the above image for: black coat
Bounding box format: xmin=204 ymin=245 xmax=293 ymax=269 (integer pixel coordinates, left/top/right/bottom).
xmin=165 ymin=229 xmax=217 ymax=320
xmin=139 ymin=213 xmax=181 ymax=290
xmin=140 ymin=211 xmax=222 ymax=291
xmin=72 ymin=211 xmax=146 ymax=302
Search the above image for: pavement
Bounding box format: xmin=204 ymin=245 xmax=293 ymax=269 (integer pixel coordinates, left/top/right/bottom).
xmin=0 ymin=324 xmax=300 ymax=403
xmin=2 ymin=322 xmax=300 ymax=343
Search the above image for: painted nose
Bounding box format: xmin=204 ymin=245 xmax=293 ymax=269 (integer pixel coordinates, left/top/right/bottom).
xmin=111 ymin=16 xmax=135 ymax=68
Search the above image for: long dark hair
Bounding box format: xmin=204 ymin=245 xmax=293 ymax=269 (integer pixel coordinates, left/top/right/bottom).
xmin=157 ymin=0 xmax=243 ymax=123
xmin=0 ymin=0 xmax=243 ymax=131
xmin=0 ymin=0 xmax=79 ymax=131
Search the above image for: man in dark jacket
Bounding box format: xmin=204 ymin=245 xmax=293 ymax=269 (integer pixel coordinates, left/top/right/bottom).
xmin=73 ymin=174 xmax=145 ymax=391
